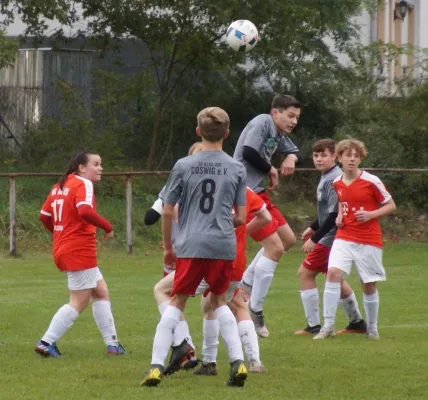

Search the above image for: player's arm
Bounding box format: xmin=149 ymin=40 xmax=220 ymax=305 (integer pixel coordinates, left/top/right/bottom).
xmin=233 ymin=166 xmax=248 ymax=227
xmin=40 ymin=194 xmax=53 ymax=234
xmin=78 ymin=205 xmax=113 ymax=236
xmin=162 ymin=203 xmax=175 ymax=260
xmin=355 ymin=198 xmax=396 ymax=222
xmin=336 ymin=202 xmax=344 ymax=227
xmin=246 ymin=207 xmax=271 ymax=236
xmin=302 ymin=218 xmax=318 ymax=241
xmin=279 ymin=137 xmax=302 ymax=176
xmin=144 ymin=198 xmax=163 ymax=225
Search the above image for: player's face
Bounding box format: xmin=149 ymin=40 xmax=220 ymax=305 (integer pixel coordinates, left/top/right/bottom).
xmin=338 ymin=148 xmax=361 ymax=172
xmin=272 ymin=106 xmax=301 ymax=133
xmin=79 ymin=155 xmax=103 ymax=183
xmin=312 ymin=150 xmax=336 ymax=172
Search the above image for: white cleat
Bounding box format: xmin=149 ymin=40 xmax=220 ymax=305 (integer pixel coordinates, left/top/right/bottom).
xmin=313 ymin=327 xmax=336 ymax=340
xmin=248 ymin=360 xmax=268 ymax=374
xmin=367 ymin=331 xmax=380 ymax=340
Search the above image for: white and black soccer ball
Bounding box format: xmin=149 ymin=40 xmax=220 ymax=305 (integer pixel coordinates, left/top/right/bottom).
xmin=225 ymin=20 xmax=259 ymax=52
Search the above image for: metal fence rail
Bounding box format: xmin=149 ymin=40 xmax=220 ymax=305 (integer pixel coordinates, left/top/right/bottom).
xmin=2 ymin=168 xmax=428 ymax=256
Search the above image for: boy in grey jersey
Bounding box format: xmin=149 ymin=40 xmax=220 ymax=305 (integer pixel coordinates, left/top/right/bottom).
xmin=141 ymin=107 xmax=249 ymax=388
xmin=295 ymin=139 xmax=366 ymax=335
xmin=233 ymin=94 xmax=302 ymax=337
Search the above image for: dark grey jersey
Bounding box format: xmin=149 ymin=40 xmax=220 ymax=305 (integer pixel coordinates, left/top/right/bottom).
xmin=317 ymin=166 xmax=342 ymax=247
xmin=164 ymin=150 xmax=247 ymax=260
xmin=233 ymin=114 xmax=299 ymax=192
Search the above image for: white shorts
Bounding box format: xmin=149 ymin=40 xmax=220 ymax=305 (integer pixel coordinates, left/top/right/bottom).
xmin=328 ymin=239 xmax=386 ymax=283
xmin=194 ymin=280 xmax=240 ymax=303
xmin=66 ymin=267 xmax=104 ymax=290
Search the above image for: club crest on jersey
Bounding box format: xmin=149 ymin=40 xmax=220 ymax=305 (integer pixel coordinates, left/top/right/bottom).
xmin=264 ymin=137 xmax=277 ymax=154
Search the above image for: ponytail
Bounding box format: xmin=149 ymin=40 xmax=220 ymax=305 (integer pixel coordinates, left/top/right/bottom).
xmin=58 ymin=150 xmax=98 ymax=189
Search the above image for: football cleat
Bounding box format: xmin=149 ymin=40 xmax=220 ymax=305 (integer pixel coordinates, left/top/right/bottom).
xmin=313 ymin=327 xmax=336 ymax=340
xmin=35 ymin=340 xmax=61 ymax=357
xmin=336 ymin=319 xmax=367 ymax=334
xmin=193 ymin=362 xmax=218 ymax=376
xmin=249 ymin=307 xmax=269 ymax=338
xmin=164 ymin=339 xmax=198 ymax=376
xmin=140 ymin=364 xmax=164 ymax=387
xmin=227 ymin=359 xmax=248 ymax=387
xmin=107 ymin=343 xmax=126 ymax=355
xmin=248 ymin=360 xmax=268 ymax=374
xmin=294 ymin=324 xmax=322 ymax=335
xmin=367 ymin=331 xmax=380 ymax=340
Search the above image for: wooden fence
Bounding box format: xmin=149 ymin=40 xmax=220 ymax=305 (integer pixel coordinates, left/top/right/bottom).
xmin=1 ymin=168 xmax=428 ymax=256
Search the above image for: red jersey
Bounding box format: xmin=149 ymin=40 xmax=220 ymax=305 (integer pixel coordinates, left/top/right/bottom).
xmin=333 ymin=171 xmax=391 ymax=248
xmin=231 ymin=188 xmax=265 ymax=281
xmin=41 ymin=174 xmax=99 ymax=271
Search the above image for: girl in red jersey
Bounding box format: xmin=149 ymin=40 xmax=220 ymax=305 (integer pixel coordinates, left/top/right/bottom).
xmin=35 ymin=151 xmax=125 ymax=357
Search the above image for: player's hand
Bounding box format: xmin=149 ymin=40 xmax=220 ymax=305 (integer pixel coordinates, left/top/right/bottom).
xmin=280 ymin=155 xmax=297 ymax=176
xmin=301 ymin=227 xmax=315 ymax=241
xmin=302 ymin=238 xmax=316 ymax=253
xmin=267 ymin=166 xmax=279 ymax=191
xmin=104 ymin=230 xmax=114 ymax=241
xmin=336 ymin=215 xmax=344 ymax=227
xmin=164 ymin=249 xmax=177 ymax=268
xmin=354 ymin=209 xmax=373 ymax=222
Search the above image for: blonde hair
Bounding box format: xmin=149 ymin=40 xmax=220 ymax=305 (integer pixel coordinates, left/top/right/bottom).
xmin=197 ymin=107 xmax=230 ymax=142
xmin=336 ymin=138 xmax=368 ymax=159
xmin=188 ymin=142 xmax=203 ymax=156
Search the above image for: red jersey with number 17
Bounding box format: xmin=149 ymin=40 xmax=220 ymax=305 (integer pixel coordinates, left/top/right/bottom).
xmin=41 ymin=174 xmax=98 ymax=271
xmin=333 ymin=171 xmax=391 ymax=248
xmin=230 ymin=188 xmax=266 ymax=281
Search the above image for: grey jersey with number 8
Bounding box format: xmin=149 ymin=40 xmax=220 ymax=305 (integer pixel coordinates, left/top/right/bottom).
xmin=164 ymin=150 xmax=247 ymax=260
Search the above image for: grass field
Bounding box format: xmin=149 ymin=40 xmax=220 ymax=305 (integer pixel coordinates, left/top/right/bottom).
xmin=1 ymin=243 xmax=428 ymax=400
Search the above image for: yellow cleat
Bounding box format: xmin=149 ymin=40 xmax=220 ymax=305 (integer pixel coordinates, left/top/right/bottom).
xmin=227 ymin=360 xmax=248 ymax=387
xmin=140 ymin=365 xmax=164 ymax=387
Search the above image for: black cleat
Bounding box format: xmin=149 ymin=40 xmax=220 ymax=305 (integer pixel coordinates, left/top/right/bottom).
xmin=193 ymin=362 xmax=218 ymax=376
xmin=140 ymin=364 xmax=164 ymax=387
xmin=163 ymin=339 xmax=198 ymax=376
xmin=337 ymin=319 xmax=367 ymax=334
xmin=227 ymin=359 xmax=247 ymax=387
xmin=249 ymin=307 xmax=269 ymax=338
xmin=294 ymin=324 xmax=322 ymax=335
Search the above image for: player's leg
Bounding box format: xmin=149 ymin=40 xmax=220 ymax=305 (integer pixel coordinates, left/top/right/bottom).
xmin=241 ymin=247 xmax=264 ymax=295
xmin=295 ymin=264 xmax=321 ymax=334
xmin=314 ymin=240 xmax=353 ymax=340
xmin=35 ymin=269 xmax=95 ymax=357
xmin=355 ymin=244 xmax=386 ymax=340
xmin=228 ymin=290 xmax=267 ymax=373
xmin=141 ymin=258 xmax=202 ymax=386
xmin=336 ymin=280 xmax=367 ymax=334
xmin=248 ymin=232 xmax=283 ymax=338
xmin=204 ymin=261 xmax=247 ymax=387
xmin=276 ymin=223 xmax=297 ymax=252
xmin=91 ymin=269 xmax=125 ymax=354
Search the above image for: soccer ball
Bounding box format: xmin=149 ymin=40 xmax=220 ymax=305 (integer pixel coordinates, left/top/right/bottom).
xmin=225 ymin=20 xmax=259 ymax=52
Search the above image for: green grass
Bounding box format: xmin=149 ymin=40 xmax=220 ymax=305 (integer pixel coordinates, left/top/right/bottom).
xmin=1 ymin=244 xmax=428 ymax=400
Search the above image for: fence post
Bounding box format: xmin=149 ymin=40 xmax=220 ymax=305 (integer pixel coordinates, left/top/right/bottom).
xmin=125 ymin=175 xmax=133 ymax=254
xmin=9 ymin=177 xmax=17 ymax=256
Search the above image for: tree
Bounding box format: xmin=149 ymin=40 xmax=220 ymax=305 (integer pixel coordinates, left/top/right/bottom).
xmin=2 ymin=0 xmax=377 ymax=168
xmin=0 ymin=29 xmax=18 ymax=69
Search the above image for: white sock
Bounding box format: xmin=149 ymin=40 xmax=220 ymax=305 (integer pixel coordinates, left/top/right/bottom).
xmin=238 ymin=320 xmax=260 ymax=363
xmin=323 ymin=281 xmax=341 ymax=330
xmin=158 ymin=300 xmax=170 ymax=316
xmin=363 ymin=291 xmax=379 ymax=333
xmin=341 ymin=292 xmax=363 ymax=323
xmin=151 ymin=305 xmax=181 ymax=366
xmin=300 ymin=288 xmax=320 ymax=327
xmin=215 ymin=305 xmax=244 ymax=363
xmin=250 ymin=256 xmax=278 ymax=312
xmin=92 ymin=300 xmax=119 ymax=346
xmin=173 ymin=320 xmax=195 ymax=349
xmin=242 ymin=248 xmax=264 ymax=287
xmin=41 ymin=304 xmax=79 ymax=344
xmin=202 ymin=319 xmax=220 ymax=363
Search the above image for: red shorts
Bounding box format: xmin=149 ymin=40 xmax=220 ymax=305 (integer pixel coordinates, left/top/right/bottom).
xmin=302 ymin=243 xmax=331 ymax=274
xmin=171 ymin=258 xmax=233 ymax=297
xmin=248 ymin=191 xmax=287 ymax=242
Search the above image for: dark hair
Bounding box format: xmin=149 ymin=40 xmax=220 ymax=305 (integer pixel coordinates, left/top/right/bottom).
xmin=271 ymin=94 xmax=302 ymax=111
xmin=59 ymin=151 xmax=98 ymax=189
xmin=312 ymin=139 xmax=336 ymax=154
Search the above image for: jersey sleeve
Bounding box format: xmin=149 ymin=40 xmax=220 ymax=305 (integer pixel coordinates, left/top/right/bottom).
xmin=40 ymin=191 xmax=53 ymax=217
xmin=164 ymin=161 xmax=184 ymax=206
xmin=246 ymin=188 xmax=266 ymax=214
xmin=234 ymin=165 xmax=247 ymax=207
xmin=326 ymin=180 xmax=339 ymax=213
xmin=75 ymin=178 xmax=95 ymax=208
xmin=242 ymin=115 xmax=271 ymax=152
xmin=372 ymin=177 xmax=392 ymax=204
xmin=278 ymin=134 xmax=299 ymax=154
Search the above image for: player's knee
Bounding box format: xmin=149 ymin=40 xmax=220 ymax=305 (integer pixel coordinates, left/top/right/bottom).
xmin=327 ymin=267 xmax=343 ymax=282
